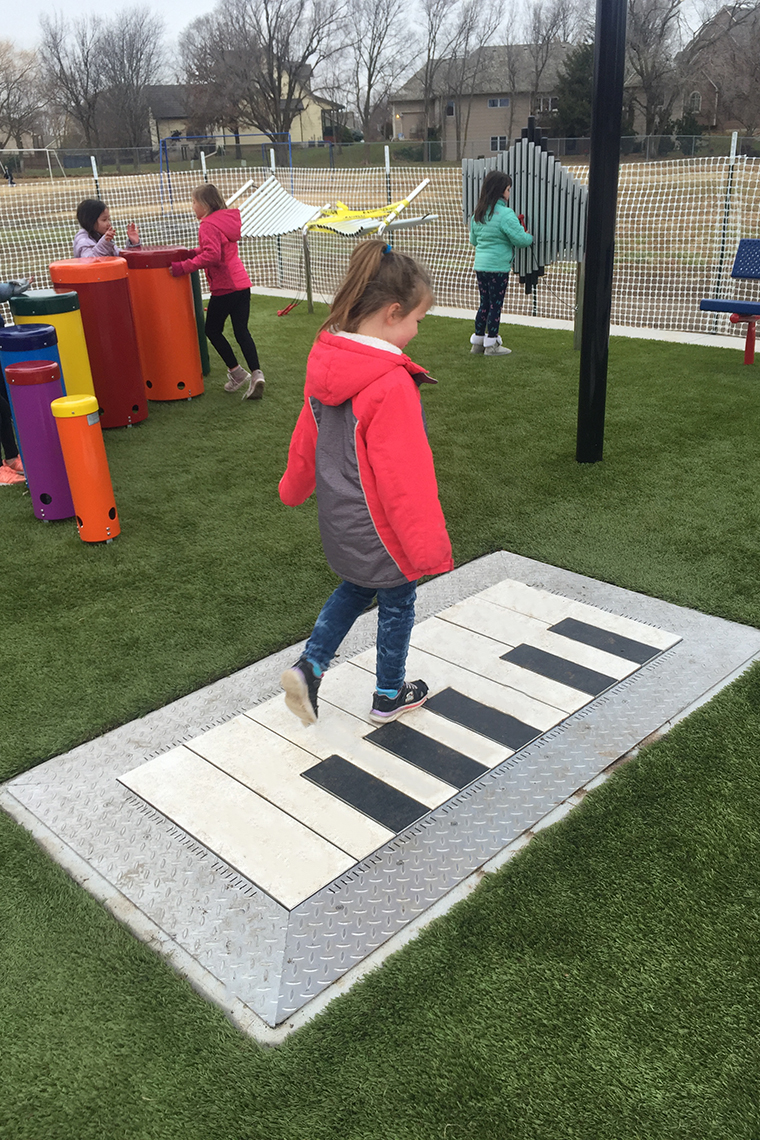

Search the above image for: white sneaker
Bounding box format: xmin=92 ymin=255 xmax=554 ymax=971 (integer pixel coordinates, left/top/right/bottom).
xmin=224 ymin=367 xmax=249 ymax=392
xmin=243 ymin=369 xmax=265 ymax=400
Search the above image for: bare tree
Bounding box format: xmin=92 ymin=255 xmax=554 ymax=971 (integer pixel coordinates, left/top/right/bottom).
xmin=180 ymin=13 xmax=242 ymax=143
xmin=523 ymin=0 xmax=577 ymax=111
xmin=347 ymin=0 xmax=411 ymax=141
xmin=625 ymin=0 xmax=683 ymax=134
xmin=444 ymin=0 xmax=502 ymax=159
xmin=692 ymin=4 xmax=760 ymax=133
xmin=99 ymin=8 xmax=166 ymax=147
xmin=416 ymin=0 xmax=464 ymax=139
xmin=0 ymin=40 xmax=41 ymax=149
xmin=39 ymin=14 xmax=105 ymax=146
xmin=183 ymin=0 xmax=347 ymax=143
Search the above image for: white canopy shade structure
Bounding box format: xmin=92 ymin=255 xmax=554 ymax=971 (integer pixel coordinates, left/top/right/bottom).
xmin=228 ymin=176 xmax=322 ymax=237
xmin=226 ymin=176 xmax=437 ymax=310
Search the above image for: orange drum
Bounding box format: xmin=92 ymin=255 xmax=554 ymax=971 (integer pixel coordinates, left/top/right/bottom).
xmin=122 ymin=247 xmax=204 ymax=401
xmin=50 ymin=395 xmax=120 ymax=543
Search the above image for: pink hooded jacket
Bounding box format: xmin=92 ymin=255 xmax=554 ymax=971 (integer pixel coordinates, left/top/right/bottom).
xmin=280 ymin=331 xmax=453 ymax=588
xmin=171 ymin=208 xmax=251 ymax=295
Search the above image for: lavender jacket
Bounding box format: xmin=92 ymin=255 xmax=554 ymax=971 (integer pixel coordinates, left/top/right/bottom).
xmin=72 ymin=230 xmax=141 ymax=259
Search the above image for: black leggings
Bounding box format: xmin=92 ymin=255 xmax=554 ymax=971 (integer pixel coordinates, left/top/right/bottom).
xmin=205 ymin=289 xmax=260 ymax=372
xmin=475 ymin=271 xmax=510 ymax=337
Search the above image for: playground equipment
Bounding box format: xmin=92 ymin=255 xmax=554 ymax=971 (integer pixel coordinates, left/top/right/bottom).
xmin=49 ymin=257 xmax=147 ymax=429
xmin=51 ymin=394 xmax=120 ymax=543
xmin=700 ymin=239 xmax=760 ymax=364
xmin=228 ymin=176 xmax=437 ymax=311
xmin=190 ymin=271 xmax=210 ymax=376
xmin=122 ymin=247 xmax=204 ymax=400
xmin=9 ymin=289 xmax=95 ymax=399
xmin=4 ymin=360 xmax=74 ymax=521
xmin=462 ymin=119 xmax=589 ymax=297
xmin=0 ymin=323 xmax=64 ymax=390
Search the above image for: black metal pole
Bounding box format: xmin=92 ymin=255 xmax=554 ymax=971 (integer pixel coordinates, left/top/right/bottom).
xmin=576 ymin=0 xmax=628 ymax=463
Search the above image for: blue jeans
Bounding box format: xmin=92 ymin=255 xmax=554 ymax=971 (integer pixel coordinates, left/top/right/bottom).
xmin=304 ymin=579 xmax=418 ymax=691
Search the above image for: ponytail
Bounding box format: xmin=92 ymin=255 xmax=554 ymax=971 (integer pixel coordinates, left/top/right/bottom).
xmin=321 ymin=240 xmax=433 ymax=334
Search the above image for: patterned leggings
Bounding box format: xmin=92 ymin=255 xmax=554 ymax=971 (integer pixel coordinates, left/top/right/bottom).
xmin=475 ymin=271 xmax=510 ymax=337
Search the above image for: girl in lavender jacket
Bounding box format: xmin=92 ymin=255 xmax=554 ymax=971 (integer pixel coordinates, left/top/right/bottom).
xmin=72 ymin=198 xmax=141 ymax=259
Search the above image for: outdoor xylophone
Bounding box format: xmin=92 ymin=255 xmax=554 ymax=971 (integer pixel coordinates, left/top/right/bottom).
xmin=462 ymin=117 xmax=588 ymax=295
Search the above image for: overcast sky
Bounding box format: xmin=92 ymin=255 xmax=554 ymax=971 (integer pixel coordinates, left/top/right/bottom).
xmin=6 ymin=0 xmax=215 ymax=54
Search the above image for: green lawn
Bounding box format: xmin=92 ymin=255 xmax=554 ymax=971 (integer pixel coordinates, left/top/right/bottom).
xmin=2 ymin=304 xmax=760 ymax=1138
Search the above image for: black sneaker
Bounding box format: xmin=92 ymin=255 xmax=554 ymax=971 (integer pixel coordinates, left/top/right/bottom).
xmin=369 ymin=680 xmax=429 ymax=725
xmin=280 ymin=656 xmax=321 ymax=725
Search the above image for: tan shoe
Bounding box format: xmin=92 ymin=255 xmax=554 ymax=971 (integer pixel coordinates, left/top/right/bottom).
xmin=243 ymin=369 xmax=265 ymax=399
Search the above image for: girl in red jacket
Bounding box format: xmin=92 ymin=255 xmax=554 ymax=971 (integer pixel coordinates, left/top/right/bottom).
xmin=171 ymin=184 xmax=265 ymax=400
xmin=279 ymin=240 xmax=453 ymax=727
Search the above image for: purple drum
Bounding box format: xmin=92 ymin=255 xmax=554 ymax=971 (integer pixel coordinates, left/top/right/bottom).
xmin=4 ymin=360 xmax=75 ymax=521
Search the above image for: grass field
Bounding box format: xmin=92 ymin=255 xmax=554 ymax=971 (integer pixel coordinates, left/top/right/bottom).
xmin=2 ymin=307 xmax=760 ymax=1138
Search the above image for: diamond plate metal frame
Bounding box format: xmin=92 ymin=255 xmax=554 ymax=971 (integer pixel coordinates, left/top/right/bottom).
xmin=3 ymin=552 xmax=760 ymax=1037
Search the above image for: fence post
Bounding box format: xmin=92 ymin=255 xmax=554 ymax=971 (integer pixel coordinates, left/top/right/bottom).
xmin=385 ymin=145 xmax=391 ymax=204
xmin=90 ymin=156 xmax=100 ymax=198
xmin=711 ymin=131 xmax=739 ymax=332
xmin=302 ymin=228 xmax=314 ymax=314
xmin=200 ymin=149 xmax=208 ymax=182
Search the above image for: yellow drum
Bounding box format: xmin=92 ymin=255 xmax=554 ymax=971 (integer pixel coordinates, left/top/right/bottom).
xmin=10 ymin=289 xmax=95 ymax=399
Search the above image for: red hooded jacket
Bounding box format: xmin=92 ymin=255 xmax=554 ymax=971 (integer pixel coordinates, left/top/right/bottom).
xmin=280 ymin=331 xmax=454 ymax=588
xmin=171 ymin=208 xmax=252 ymax=295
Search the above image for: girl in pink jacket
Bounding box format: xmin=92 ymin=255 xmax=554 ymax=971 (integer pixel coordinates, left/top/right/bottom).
xmin=279 ymin=240 xmax=453 ymax=727
xmin=171 ymin=184 xmax=265 ymax=400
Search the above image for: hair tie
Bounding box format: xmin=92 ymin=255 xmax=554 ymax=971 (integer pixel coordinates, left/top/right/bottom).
xmin=383 ymin=244 xmax=392 ymax=254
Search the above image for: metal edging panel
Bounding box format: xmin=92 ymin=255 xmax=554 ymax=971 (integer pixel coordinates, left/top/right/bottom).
xmin=4 ymin=552 xmax=760 ymax=1031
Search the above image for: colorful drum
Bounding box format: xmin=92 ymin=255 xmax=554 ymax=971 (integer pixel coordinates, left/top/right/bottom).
xmin=51 ymin=394 xmax=120 ymax=543
xmin=49 ymin=257 xmax=147 ymax=429
xmin=10 ymin=289 xmax=96 ymax=399
xmin=122 ymin=247 xmax=204 ymax=401
xmin=4 ymin=359 xmax=74 ymax=521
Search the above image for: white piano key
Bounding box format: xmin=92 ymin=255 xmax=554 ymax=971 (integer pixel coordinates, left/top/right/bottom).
xmin=436 ymin=596 xmax=638 ymax=680
xmin=185 ymin=714 xmax=394 ymax=858
xmin=119 ymin=747 xmax=354 ymax=910
xmin=349 ymin=639 xmax=570 ymax=728
xmin=477 ymin=578 xmax=680 ymax=651
xmin=407 ymin=618 xmax=590 ymax=713
xmin=246 ymin=679 xmax=458 ymax=807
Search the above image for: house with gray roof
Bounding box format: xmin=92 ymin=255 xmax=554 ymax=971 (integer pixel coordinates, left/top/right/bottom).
xmin=391 ymin=43 xmax=572 ymax=160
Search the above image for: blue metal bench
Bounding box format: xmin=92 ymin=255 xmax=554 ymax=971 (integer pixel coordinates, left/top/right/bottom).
xmin=700 ymin=238 xmax=760 ymax=363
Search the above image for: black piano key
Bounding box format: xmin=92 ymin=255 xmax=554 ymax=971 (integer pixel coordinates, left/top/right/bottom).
xmin=548 ymin=616 xmax=660 ymax=664
xmin=365 ymin=721 xmax=489 ymax=789
xmin=302 ymin=754 xmax=429 ymax=833
xmin=501 ymin=644 xmax=616 ymax=696
xmin=424 ymin=688 xmax=541 ymax=751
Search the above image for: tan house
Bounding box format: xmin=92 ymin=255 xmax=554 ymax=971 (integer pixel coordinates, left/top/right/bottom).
xmin=391 ymin=43 xmax=572 ymax=160
xmin=145 ymin=83 xmax=341 ymax=155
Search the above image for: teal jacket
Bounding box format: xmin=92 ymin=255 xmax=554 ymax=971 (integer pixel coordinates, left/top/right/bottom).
xmin=469 ymin=199 xmax=533 ymax=272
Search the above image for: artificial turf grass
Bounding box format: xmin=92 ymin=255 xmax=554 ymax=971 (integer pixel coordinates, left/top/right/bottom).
xmin=2 ymin=302 xmax=760 ymax=783
xmin=3 ymin=660 xmax=760 ymax=1140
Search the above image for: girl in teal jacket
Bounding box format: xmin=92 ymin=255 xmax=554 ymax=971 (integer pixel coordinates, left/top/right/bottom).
xmin=469 ymin=171 xmax=533 ymax=356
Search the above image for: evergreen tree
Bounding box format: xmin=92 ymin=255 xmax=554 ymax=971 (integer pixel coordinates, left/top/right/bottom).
xmin=554 ymin=40 xmax=593 ymax=138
